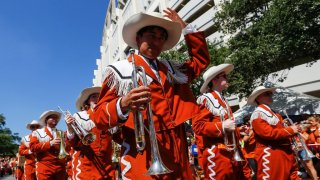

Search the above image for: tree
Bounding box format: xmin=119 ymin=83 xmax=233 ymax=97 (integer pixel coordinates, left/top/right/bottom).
xmin=160 ymin=41 xmax=228 ymax=97
xmin=214 ymin=0 xmax=320 ymax=96
xmin=0 ymin=113 xmax=21 ymax=156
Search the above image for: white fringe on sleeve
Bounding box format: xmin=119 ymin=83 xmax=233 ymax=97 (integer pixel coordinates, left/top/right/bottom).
xmin=102 ymin=60 xmax=152 ymax=96
xmin=250 ymin=107 xmax=279 ymax=126
xmin=160 ymin=60 xmax=188 ymax=84
xmin=197 ymin=93 xmax=222 ymax=116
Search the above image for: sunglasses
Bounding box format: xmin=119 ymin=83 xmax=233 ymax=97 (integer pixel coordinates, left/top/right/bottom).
xmin=30 ymin=125 xmax=39 ymax=129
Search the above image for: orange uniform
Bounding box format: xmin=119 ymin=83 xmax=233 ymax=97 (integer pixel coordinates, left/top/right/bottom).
xmin=15 ymin=153 xmax=25 ymax=180
xmin=192 ymin=91 xmax=251 ymax=180
xmin=242 ymin=132 xmax=255 ymax=159
xmin=19 ymin=134 xmax=36 ymax=180
xmin=250 ymin=104 xmax=299 ymax=180
xmin=30 ymin=127 xmax=67 ymax=180
xmin=66 ymin=109 xmax=114 ymax=180
xmin=307 ymin=128 xmax=320 ymax=153
xmin=93 ymin=31 xmax=210 ymax=179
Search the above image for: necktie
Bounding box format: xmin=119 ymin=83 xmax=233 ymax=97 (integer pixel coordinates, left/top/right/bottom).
xmin=149 ymin=60 xmax=158 ymax=71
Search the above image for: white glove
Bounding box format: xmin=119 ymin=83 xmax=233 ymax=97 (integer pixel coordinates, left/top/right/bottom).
xmin=222 ymin=119 xmax=235 ymax=132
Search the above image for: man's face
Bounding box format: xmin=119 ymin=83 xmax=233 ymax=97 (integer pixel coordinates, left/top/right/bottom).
xmin=212 ymin=73 xmax=229 ymax=90
xmin=46 ymin=115 xmax=59 ymax=128
xmin=136 ymin=27 xmax=167 ymax=59
xmin=256 ymin=91 xmax=273 ymax=105
xmin=87 ymin=93 xmax=99 ymax=109
xmin=30 ymin=125 xmax=40 ymax=131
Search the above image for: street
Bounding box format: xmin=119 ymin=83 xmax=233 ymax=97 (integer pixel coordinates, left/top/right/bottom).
xmin=0 ymin=175 xmax=14 ymax=180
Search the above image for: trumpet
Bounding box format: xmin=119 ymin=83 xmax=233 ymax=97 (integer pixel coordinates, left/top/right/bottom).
xmin=58 ymin=106 xmax=96 ymax=145
xmin=283 ymin=110 xmax=315 ymax=159
xmin=130 ymin=49 xmax=172 ymax=175
xmin=56 ymin=129 xmax=70 ymax=159
xmin=219 ymin=105 xmax=244 ymax=162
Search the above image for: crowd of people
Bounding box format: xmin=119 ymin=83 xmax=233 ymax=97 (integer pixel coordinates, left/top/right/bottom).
xmin=7 ymin=7 xmax=320 ymax=180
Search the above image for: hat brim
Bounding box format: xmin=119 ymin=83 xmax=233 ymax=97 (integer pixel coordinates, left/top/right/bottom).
xmin=39 ymin=111 xmax=61 ymax=126
xmin=247 ymin=87 xmax=276 ymax=105
xmin=76 ymin=87 xmax=101 ymax=111
xmin=200 ymin=64 xmax=234 ymax=93
xmin=26 ymin=120 xmax=41 ymax=130
xmin=122 ymin=12 xmax=182 ymax=51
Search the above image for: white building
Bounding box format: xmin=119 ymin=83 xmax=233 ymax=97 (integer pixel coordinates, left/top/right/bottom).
xmin=93 ymin=0 xmax=320 ymax=107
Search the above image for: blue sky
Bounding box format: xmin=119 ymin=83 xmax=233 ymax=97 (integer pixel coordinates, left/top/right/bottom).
xmin=0 ymin=0 xmax=109 ymax=140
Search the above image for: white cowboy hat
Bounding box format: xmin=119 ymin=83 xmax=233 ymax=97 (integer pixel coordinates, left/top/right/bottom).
xmin=39 ymin=110 xmax=61 ymax=126
xmin=200 ymin=64 xmax=234 ymax=93
xmin=122 ymin=12 xmax=182 ymax=51
xmin=76 ymin=87 xmax=101 ymax=111
xmin=247 ymin=86 xmax=277 ymax=105
xmin=26 ymin=120 xmax=41 ymax=130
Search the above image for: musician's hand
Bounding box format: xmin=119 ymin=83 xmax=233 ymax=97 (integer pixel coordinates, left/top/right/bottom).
xmin=316 ymin=153 xmax=320 ymax=159
xmin=50 ymin=138 xmax=61 ymax=146
xmin=163 ymin=8 xmax=187 ymax=29
xmin=64 ymin=114 xmax=75 ymax=132
xmin=121 ymin=86 xmax=151 ymax=112
xmin=65 ymin=114 xmax=75 ymax=125
xmin=223 ymin=119 xmax=235 ymax=132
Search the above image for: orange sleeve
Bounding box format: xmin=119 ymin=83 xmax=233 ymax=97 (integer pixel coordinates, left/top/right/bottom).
xmin=192 ymin=103 xmax=223 ymax=138
xmin=29 ymin=134 xmax=51 ymax=153
xmin=18 ymin=143 xmax=30 ymax=156
xmin=93 ymin=84 xmax=123 ymax=131
xmin=182 ymin=31 xmax=210 ymax=83
xmin=252 ymin=119 xmax=294 ymax=140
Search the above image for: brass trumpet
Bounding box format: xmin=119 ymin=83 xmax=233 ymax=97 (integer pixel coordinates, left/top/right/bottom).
xmin=130 ymin=49 xmax=172 ymax=175
xmin=283 ymin=110 xmax=315 ymax=159
xmin=219 ymin=105 xmax=244 ymax=162
xmin=58 ymin=106 xmax=96 ymax=145
xmin=56 ymin=129 xmax=70 ymax=159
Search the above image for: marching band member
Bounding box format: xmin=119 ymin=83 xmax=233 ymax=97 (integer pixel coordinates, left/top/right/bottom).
xmin=241 ymin=121 xmax=257 ymax=180
xmin=64 ymin=87 xmax=115 ymax=179
xmin=29 ymin=110 xmax=67 ymax=180
xmin=93 ymin=8 xmax=210 ymax=179
xmin=15 ymin=153 xmax=24 ymax=180
xmin=19 ymin=120 xmax=41 ymax=180
xmin=247 ymin=86 xmax=300 ymax=180
xmin=192 ymin=64 xmax=251 ymax=179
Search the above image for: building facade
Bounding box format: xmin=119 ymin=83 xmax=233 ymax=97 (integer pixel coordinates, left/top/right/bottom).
xmin=93 ymin=0 xmax=320 ymax=108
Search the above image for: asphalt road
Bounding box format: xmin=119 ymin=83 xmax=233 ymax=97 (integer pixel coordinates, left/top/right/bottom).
xmin=0 ymin=175 xmax=15 ymax=180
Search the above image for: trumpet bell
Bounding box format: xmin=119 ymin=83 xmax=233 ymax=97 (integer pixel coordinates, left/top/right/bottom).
xmin=146 ymin=160 xmax=172 ymax=175
xmin=57 ymin=130 xmax=70 ymax=159
xmin=82 ymin=133 xmax=96 ymax=145
xmin=58 ymin=150 xmax=70 ymax=159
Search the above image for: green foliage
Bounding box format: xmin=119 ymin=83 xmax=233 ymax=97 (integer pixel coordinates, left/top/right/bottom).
xmin=0 ymin=113 xmax=5 ymax=127
xmin=0 ymin=113 xmax=21 ymax=156
xmin=162 ymin=0 xmax=320 ymax=98
xmin=215 ymin=0 xmax=320 ymax=96
xmin=160 ymin=41 xmax=231 ymax=97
